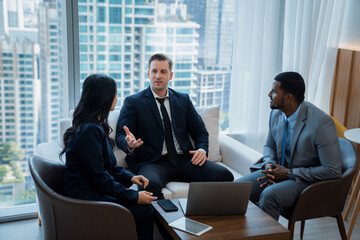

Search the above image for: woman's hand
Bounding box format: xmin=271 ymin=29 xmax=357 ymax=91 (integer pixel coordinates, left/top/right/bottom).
xmin=131 ymin=175 xmax=149 ymax=189
xmin=138 ymin=191 xmax=157 ymax=204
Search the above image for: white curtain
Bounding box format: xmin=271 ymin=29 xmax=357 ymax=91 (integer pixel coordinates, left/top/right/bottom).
xmin=230 ymin=0 xmax=346 ymax=152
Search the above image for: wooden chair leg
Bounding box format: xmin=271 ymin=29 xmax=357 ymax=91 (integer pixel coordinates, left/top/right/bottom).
xmin=288 ymin=220 xmax=295 ymax=240
xmin=300 ymin=220 xmax=305 ymax=239
xmin=344 ymin=171 xmax=360 ymax=220
xmin=335 ymin=214 xmax=347 ymax=240
xmin=348 ymin=191 xmax=360 ymax=240
xmin=38 ymin=216 xmax=42 ymax=226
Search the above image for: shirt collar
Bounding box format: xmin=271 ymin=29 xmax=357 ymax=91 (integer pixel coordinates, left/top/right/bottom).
xmin=150 ymin=87 xmax=169 ymax=99
xmin=284 ymin=103 xmax=302 ymax=129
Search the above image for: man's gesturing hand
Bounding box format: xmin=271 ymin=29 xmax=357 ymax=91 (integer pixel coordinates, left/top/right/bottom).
xmin=138 ymin=191 xmax=157 ymax=204
xmin=124 ymin=126 xmax=143 ymax=150
xmin=131 ymin=175 xmax=149 ymax=189
xmin=189 ymin=150 xmax=207 ymax=166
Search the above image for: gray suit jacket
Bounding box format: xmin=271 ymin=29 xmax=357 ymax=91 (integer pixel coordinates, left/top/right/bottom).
xmin=263 ymin=101 xmax=342 ymax=183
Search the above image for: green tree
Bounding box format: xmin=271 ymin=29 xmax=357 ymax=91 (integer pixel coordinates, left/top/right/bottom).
xmin=15 ymin=190 xmax=37 ymax=205
xmin=0 ymin=166 xmax=8 ymax=181
xmin=9 ymin=161 xmax=24 ymax=181
xmin=0 ymin=142 xmax=25 ymax=164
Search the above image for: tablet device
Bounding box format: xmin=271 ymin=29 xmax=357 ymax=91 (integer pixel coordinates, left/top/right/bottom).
xmin=169 ymin=217 xmax=212 ymax=236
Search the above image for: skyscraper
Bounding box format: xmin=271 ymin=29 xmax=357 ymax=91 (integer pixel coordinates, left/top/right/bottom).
xmin=77 ymin=0 xmax=199 ymax=105
xmin=0 ymin=39 xmax=38 ymax=158
xmin=182 ymin=0 xmax=235 ymax=69
xmin=38 ymin=0 xmax=63 ymax=142
xmin=175 ymin=0 xmax=234 ymax=122
xmin=195 ymin=69 xmax=231 ymax=112
xmin=0 ymin=0 xmax=39 ymax=157
xmin=0 ymin=0 xmax=5 ymax=37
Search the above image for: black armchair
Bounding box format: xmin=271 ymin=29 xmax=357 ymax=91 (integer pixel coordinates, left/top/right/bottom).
xmin=29 ymin=155 xmax=138 ymax=240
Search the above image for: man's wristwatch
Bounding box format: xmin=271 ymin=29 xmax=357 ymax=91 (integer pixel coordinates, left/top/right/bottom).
xmin=288 ymin=169 xmax=295 ymax=180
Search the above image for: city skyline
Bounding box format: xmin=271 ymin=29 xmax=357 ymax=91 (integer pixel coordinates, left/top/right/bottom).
xmin=0 ymin=0 xmax=235 ymax=208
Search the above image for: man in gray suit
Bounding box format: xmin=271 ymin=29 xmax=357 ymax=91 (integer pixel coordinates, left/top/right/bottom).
xmin=236 ymin=71 xmax=342 ymax=220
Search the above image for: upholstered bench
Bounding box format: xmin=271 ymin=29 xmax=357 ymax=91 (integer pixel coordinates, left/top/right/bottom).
xmin=35 ymin=106 xmax=263 ymax=199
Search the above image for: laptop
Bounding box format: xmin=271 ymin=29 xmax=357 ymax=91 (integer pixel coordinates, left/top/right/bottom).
xmin=179 ymin=182 xmax=252 ymax=216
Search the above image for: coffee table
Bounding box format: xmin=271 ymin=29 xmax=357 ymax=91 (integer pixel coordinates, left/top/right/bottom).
xmin=152 ymin=199 xmax=290 ymax=240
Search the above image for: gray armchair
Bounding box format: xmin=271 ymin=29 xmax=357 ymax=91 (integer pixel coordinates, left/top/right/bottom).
xmin=281 ymin=138 xmax=357 ymax=240
xmin=29 ymin=155 xmax=137 ymax=240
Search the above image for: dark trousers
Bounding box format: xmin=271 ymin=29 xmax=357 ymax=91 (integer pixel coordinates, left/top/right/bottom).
xmin=137 ymin=154 xmax=234 ymax=198
xmin=100 ymin=195 xmax=155 ymax=240
xmin=235 ymin=170 xmax=309 ymax=220
xmin=122 ymin=203 xmax=155 ymax=240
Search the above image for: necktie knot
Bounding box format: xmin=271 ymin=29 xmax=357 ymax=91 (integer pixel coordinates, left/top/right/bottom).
xmin=156 ymin=98 xmax=165 ymax=105
xmin=285 ymin=119 xmax=289 ymax=128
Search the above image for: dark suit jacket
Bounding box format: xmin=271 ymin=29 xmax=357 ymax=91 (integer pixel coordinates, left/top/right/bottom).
xmin=116 ymin=87 xmax=209 ymax=172
xmin=64 ymin=122 xmax=138 ymax=203
xmin=263 ymin=101 xmax=342 ymax=183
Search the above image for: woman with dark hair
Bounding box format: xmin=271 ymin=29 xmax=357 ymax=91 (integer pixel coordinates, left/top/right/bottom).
xmin=61 ymin=74 xmax=156 ymax=240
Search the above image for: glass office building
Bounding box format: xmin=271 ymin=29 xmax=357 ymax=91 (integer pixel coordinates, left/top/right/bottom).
xmin=38 ymin=1 xmax=64 ymax=143
xmin=78 ymin=0 xmax=199 ymax=105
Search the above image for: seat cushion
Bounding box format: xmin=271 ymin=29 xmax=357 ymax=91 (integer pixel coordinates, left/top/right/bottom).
xmin=163 ymin=162 xmax=243 ymax=199
xmin=165 ymin=182 xmax=190 ymax=199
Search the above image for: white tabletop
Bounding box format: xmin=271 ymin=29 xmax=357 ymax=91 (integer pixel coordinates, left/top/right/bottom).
xmin=344 ymin=128 xmax=360 ymax=144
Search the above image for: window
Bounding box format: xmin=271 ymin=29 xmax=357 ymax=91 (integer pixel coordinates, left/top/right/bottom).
xmin=76 ymin=0 xmax=234 ymax=130
xmin=97 ymin=45 xmax=106 ymax=51
xmin=134 ymin=8 xmax=154 ymax=15
xmin=109 ymin=7 xmax=122 ymax=23
xmin=125 ymin=8 xmax=132 ymax=14
xmin=175 ymin=72 xmax=191 ymax=78
xmin=0 ymin=0 xmax=66 ymax=218
xmin=109 ymin=35 xmax=122 ymax=43
xmin=109 ymin=55 xmax=121 ymax=61
xmin=110 ymin=26 xmax=122 ymax=33
xmin=109 ymin=45 xmax=122 ymax=52
xmin=110 ymin=0 xmax=122 ymax=4
xmin=79 ymin=26 xmax=87 ymax=32
xmin=79 ymin=15 xmax=87 ymax=23
xmin=97 ymin=55 xmax=106 ymax=61
xmin=79 ymin=35 xmax=87 ymax=42
xmin=79 ymin=6 xmax=87 ymax=12
xmin=176 ymin=28 xmax=193 ymax=35
xmin=97 ymin=7 xmax=106 ymax=23
xmin=97 ymin=35 xmax=106 ymax=42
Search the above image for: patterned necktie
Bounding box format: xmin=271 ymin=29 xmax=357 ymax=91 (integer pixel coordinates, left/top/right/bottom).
xmin=156 ymin=98 xmax=178 ymax=166
xmin=281 ymin=119 xmax=289 ymax=166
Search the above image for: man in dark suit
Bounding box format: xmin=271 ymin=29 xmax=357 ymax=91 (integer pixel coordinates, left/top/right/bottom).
xmin=236 ymin=72 xmax=342 ymax=220
xmin=116 ymin=53 xmax=233 ymax=198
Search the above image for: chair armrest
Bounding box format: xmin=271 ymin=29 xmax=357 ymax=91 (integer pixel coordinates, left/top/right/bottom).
xmin=290 ymin=172 xmax=355 ymax=221
xmin=52 ymin=194 xmax=137 ymax=239
xmin=219 ymin=132 xmax=263 ymax=177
